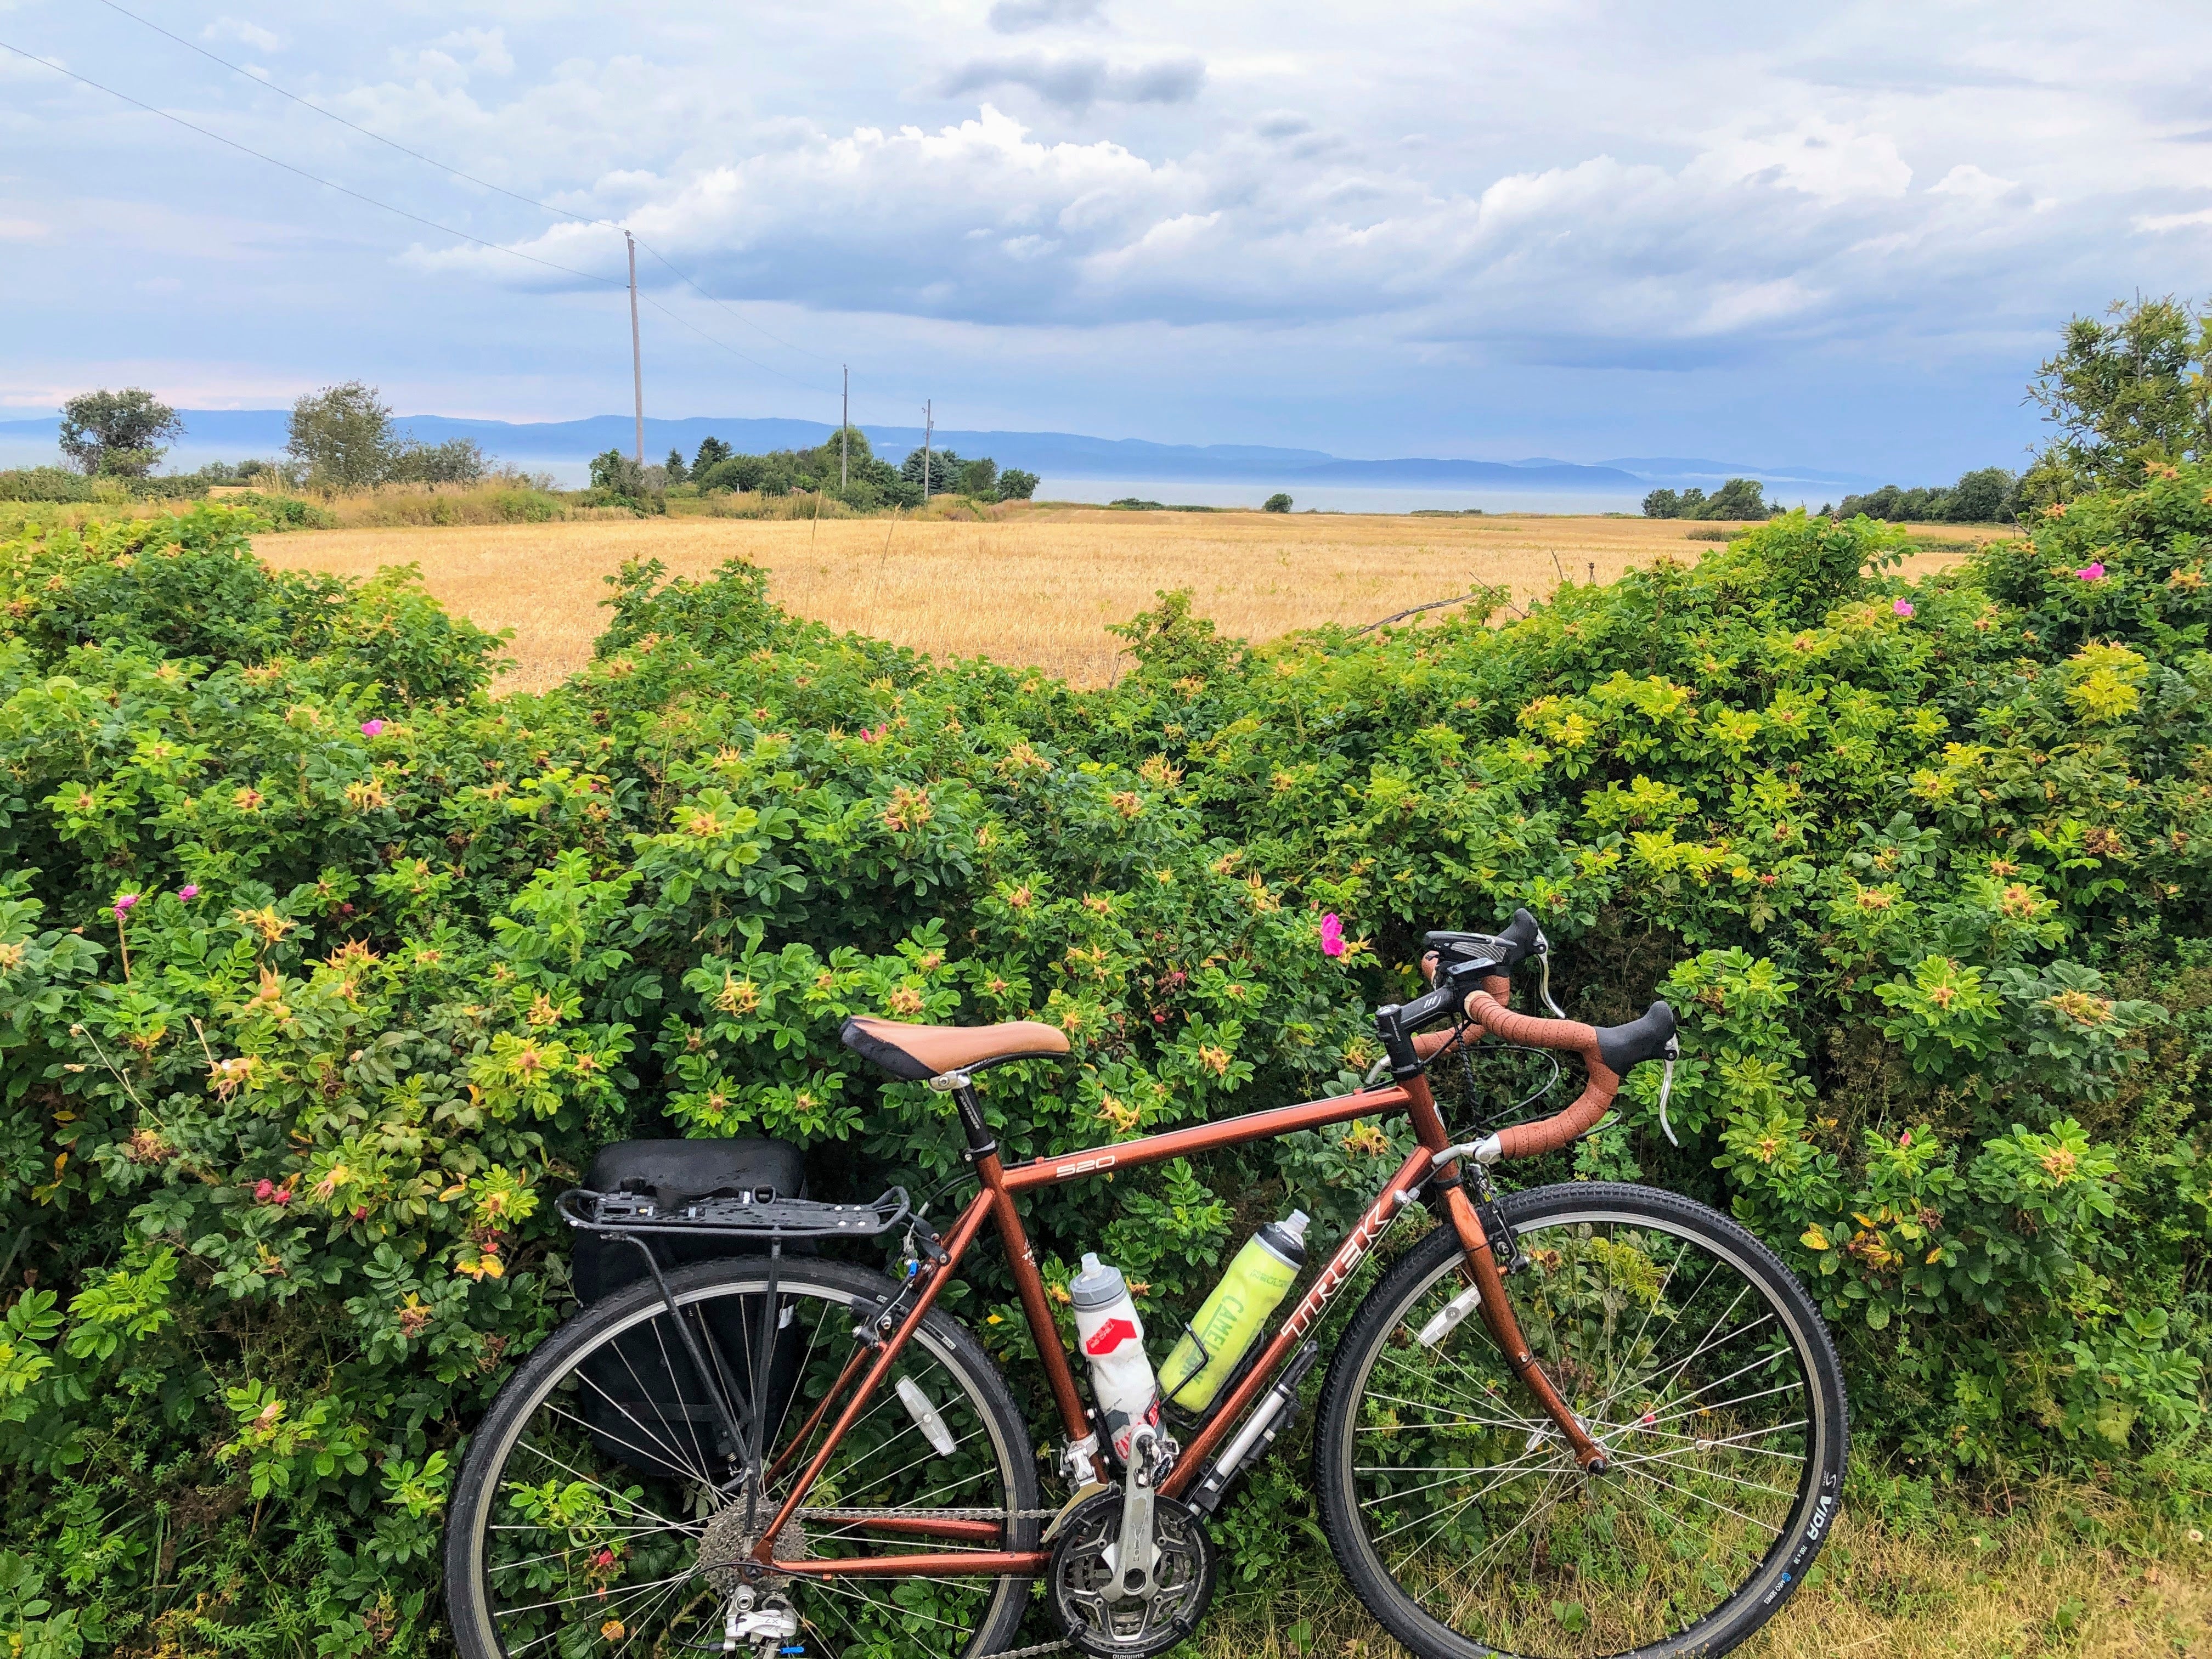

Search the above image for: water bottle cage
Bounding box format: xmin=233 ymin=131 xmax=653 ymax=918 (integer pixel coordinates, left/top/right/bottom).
xmin=1158 ymin=1323 xmax=1216 ymax=1415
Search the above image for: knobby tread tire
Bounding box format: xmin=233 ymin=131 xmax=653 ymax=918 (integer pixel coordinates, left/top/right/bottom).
xmin=1313 ymin=1182 xmax=1849 ymax=1659
xmin=444 ymin=1255 xmax=1040 ymax=1659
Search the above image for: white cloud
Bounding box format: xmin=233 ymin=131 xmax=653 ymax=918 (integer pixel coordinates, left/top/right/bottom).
xmin=2134 ymin=206 xmax=2212 ymax=232
xmin=434 ymin=28 xmax=515 ymax=75
xmin=0 ymin=218 xmax=47 ymax=239
xmin=1690 ymin=119 xmax=1912 ymax=205
xmin=202 ymin=17 xmax=280 ymax=53
xmin=1928 ymin=163 xmax=2022 ymax=204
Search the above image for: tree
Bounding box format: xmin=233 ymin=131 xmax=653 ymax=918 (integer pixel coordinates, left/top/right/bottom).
xmin=693 ymin=436 xmax=732 ymax=474
xmin=901 ymin=447 xmax=966 ymax=496
xmin=59 ymin=388 xmax=182 ymax=477
xmin=957 ymin=458 xmax=998 ymax=498
xmin=997 ymin=469 xmax=1039 ymax=501
xmin=665 ymin=448 xmax=689 ymax=483
xmin=589 ymin=449 xmax=649 ymax=499
xmin=1702 ymin=477 xmax=1770 ymax=520
xmin=1641 ymin=488 xmax=1681 ymax=519
xmin=1263 ymin=493 xmax=1293 ymax=513
xmin=288 ymin=382 xmax=397 ymax=493
xmin=1945 ymin=467 xmax=2017 ymax=523
xmin=2024 ymin=294 xmax=2211 ymax=505
xmin=386 ymin=437 xmax=487 ymax=488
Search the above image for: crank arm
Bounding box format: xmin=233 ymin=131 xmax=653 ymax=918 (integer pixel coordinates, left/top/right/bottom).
xmin=1114 ymin=1431 xmax=1160 ymax=1600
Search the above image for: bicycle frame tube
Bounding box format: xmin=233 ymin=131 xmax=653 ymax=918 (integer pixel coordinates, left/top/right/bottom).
xmin=756 ymin=1068 xmax=1597 ymax=1573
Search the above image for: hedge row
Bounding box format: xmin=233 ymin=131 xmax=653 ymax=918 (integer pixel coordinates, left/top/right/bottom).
xmin=0 ymin=473 xmax=2205 ymax=1652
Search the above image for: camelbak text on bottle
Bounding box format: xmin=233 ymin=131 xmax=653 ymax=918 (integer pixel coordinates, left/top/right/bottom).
xmin=1158 ymin=1210 xmax=1310 ymax=1415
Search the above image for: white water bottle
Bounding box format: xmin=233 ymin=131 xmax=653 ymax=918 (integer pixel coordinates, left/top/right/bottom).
xmin=1069 ymin=1252 xmax=1160 ymax=1463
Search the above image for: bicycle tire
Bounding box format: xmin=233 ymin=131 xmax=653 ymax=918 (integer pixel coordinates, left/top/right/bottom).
xmin=1314 ymin=1182 xmax=1848 ymax=1659
xmin=444 ymin=1255 xmax=1040 ymax=1659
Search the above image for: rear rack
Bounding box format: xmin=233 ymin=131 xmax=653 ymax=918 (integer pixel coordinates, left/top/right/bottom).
xmin=556 ymin=1186 xmax=911 ymax=1241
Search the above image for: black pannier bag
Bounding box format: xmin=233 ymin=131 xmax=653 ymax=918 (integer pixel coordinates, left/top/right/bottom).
xmin=573 ymin=1138 xmax=811 ymax=1485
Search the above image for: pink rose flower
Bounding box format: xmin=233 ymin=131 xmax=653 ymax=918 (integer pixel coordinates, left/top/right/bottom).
xmin=111 ymin=893 xmax=138 ymax=915
xmin=178 ymin=884 xmax=200 ymax=901
xmin=254 ymin=1179 xmax=275 ymax=1202
xmin=1892 ymin=599 xmax=1914 ymax=617
xmin=2075 ymin=562 xmax=2106 ymax=582
xmin=360 ymin=719 xmax=385 ymax=736
xmin=1319 ymin=913 xmax=1346 ymax=958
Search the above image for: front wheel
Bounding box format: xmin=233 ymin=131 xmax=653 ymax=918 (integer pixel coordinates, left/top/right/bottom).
xmin=1314 ymin=1182 xmax=1847 ymax=1659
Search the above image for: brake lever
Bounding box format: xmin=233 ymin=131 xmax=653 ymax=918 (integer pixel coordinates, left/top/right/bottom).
xmin=1534 ymin=942 xmax=1566 ymax=1020
xmin=1656 ymin=1039 xmax=1680 ymax=1147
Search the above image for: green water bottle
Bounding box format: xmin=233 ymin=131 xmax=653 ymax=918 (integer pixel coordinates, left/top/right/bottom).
xmin=1158 ymin=1210 xmax=1311 ymax=1415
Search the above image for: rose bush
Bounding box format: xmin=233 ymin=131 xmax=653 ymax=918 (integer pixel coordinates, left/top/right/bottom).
xmin=0 ymin=472 xmax=2204 ymax=1652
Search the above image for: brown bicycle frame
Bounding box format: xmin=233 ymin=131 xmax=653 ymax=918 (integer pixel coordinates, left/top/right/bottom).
xmin=754 ymin=1066 xmax=1599 ymax=1582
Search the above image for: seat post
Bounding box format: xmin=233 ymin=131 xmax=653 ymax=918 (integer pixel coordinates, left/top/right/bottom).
xmin=928 ymin=1070 xmax=998 ymax=1162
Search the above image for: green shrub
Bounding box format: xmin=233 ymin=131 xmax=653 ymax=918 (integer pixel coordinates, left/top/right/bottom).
xmin=0 ymin=475 xmax=2205 ymax=1651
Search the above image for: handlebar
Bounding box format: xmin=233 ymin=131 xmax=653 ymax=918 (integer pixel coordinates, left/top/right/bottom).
xmin=1458 ymin=991 xmax=1677 ymax=1158
xmin=1379 ymin=909 xmax=1681 ymax=1156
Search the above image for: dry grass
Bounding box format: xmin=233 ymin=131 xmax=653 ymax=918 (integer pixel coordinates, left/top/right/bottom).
xmin=1201 ymin=1494 xmax=2211 ymax=1659
xmin=253 ymin=508 xmax=2000 ymax=693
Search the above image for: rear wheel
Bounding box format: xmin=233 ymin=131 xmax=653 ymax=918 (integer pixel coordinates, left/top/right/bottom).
xmin=1315 ymin=1182 xmax=1847 ymax=1659
xmin=445 ymin=1256 xmax=1039 ymax=1659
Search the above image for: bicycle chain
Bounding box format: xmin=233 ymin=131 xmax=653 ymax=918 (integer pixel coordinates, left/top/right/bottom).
xmin=797 ymin=1506 xmax=1060 ymax=1521
xmin=791 ymin=1508 xmax=1069 ymax=1658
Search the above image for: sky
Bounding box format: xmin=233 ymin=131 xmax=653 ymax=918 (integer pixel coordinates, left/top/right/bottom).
xmin=1 ymin=1 xmax=2208 ymax=477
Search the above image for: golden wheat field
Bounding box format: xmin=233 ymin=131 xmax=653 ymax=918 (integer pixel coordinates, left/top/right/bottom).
xmin=253 ymin=507 xmax=1997 ymax=693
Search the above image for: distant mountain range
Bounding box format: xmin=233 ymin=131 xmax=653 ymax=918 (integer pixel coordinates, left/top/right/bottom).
xmin=0 ymin=410 xmax=1885 ymax=495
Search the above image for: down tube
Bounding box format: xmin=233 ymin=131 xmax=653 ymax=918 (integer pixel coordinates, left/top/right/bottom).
xmin=1164 ymin=1143 xmax=1435 ymax=1498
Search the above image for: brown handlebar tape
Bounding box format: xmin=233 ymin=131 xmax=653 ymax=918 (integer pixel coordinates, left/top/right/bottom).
xmin=1459 ymin=989 xmax=1621 ymax=1158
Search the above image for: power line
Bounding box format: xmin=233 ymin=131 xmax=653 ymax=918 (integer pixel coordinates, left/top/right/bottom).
xmin=87 ymin=0 xmax=840 ymax=368
xmin=0 ymin=36 xmax=832 ymax=396
xmin=89 ymin=0 xmax=599 ymax=228
xmin=0 ymin=37 xmax=617 ymax=287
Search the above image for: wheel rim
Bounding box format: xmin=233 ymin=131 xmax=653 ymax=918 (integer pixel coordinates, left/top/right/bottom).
xmin=1340 ymin=1205 xmax=1830 ymax=1658
xmin=460 ymin=1269 xmax=1028 ymax=1659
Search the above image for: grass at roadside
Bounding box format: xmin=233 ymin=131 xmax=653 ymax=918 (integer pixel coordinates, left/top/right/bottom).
xmin=1200 ymin=1483 xmax=2209 ymax=1658
xmin=254 ymin=509 xmax=2001 ymax=691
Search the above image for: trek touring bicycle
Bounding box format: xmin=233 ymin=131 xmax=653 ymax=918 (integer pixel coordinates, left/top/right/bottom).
xmin=443 ymin=909 xmax=1848 ymax=1659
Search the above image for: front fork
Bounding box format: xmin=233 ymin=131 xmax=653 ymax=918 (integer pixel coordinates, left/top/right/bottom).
xmin=1438 ymin=1175 xmax=1609 ymax=1472
xmin=1391 ymin=1058 xmax=1610 ymax=1475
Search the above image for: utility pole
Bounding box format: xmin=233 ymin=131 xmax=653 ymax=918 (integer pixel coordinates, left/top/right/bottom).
xmin=841 ymin=365 xmax=849 ymax=492
xmin=626 ymin=232 xmax=643 ymax=464
xmin=922 ymin=400 xmax=933 ymax=504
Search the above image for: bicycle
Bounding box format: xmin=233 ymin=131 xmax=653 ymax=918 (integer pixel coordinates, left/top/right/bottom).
xmin=444 ymin=910 xmax=1848 ymax=1659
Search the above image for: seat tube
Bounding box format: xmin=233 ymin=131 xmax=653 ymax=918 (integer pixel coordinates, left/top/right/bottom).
xmin=949 ymin=1079 xmax=1091 ymax=1441
xmin=980 ymin=1156 xmax=1091 ymax=1441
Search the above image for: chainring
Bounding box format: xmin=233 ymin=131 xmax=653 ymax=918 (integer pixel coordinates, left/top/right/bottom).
xmin=1048 ymin=1489 xmax=1216 ymax=1658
